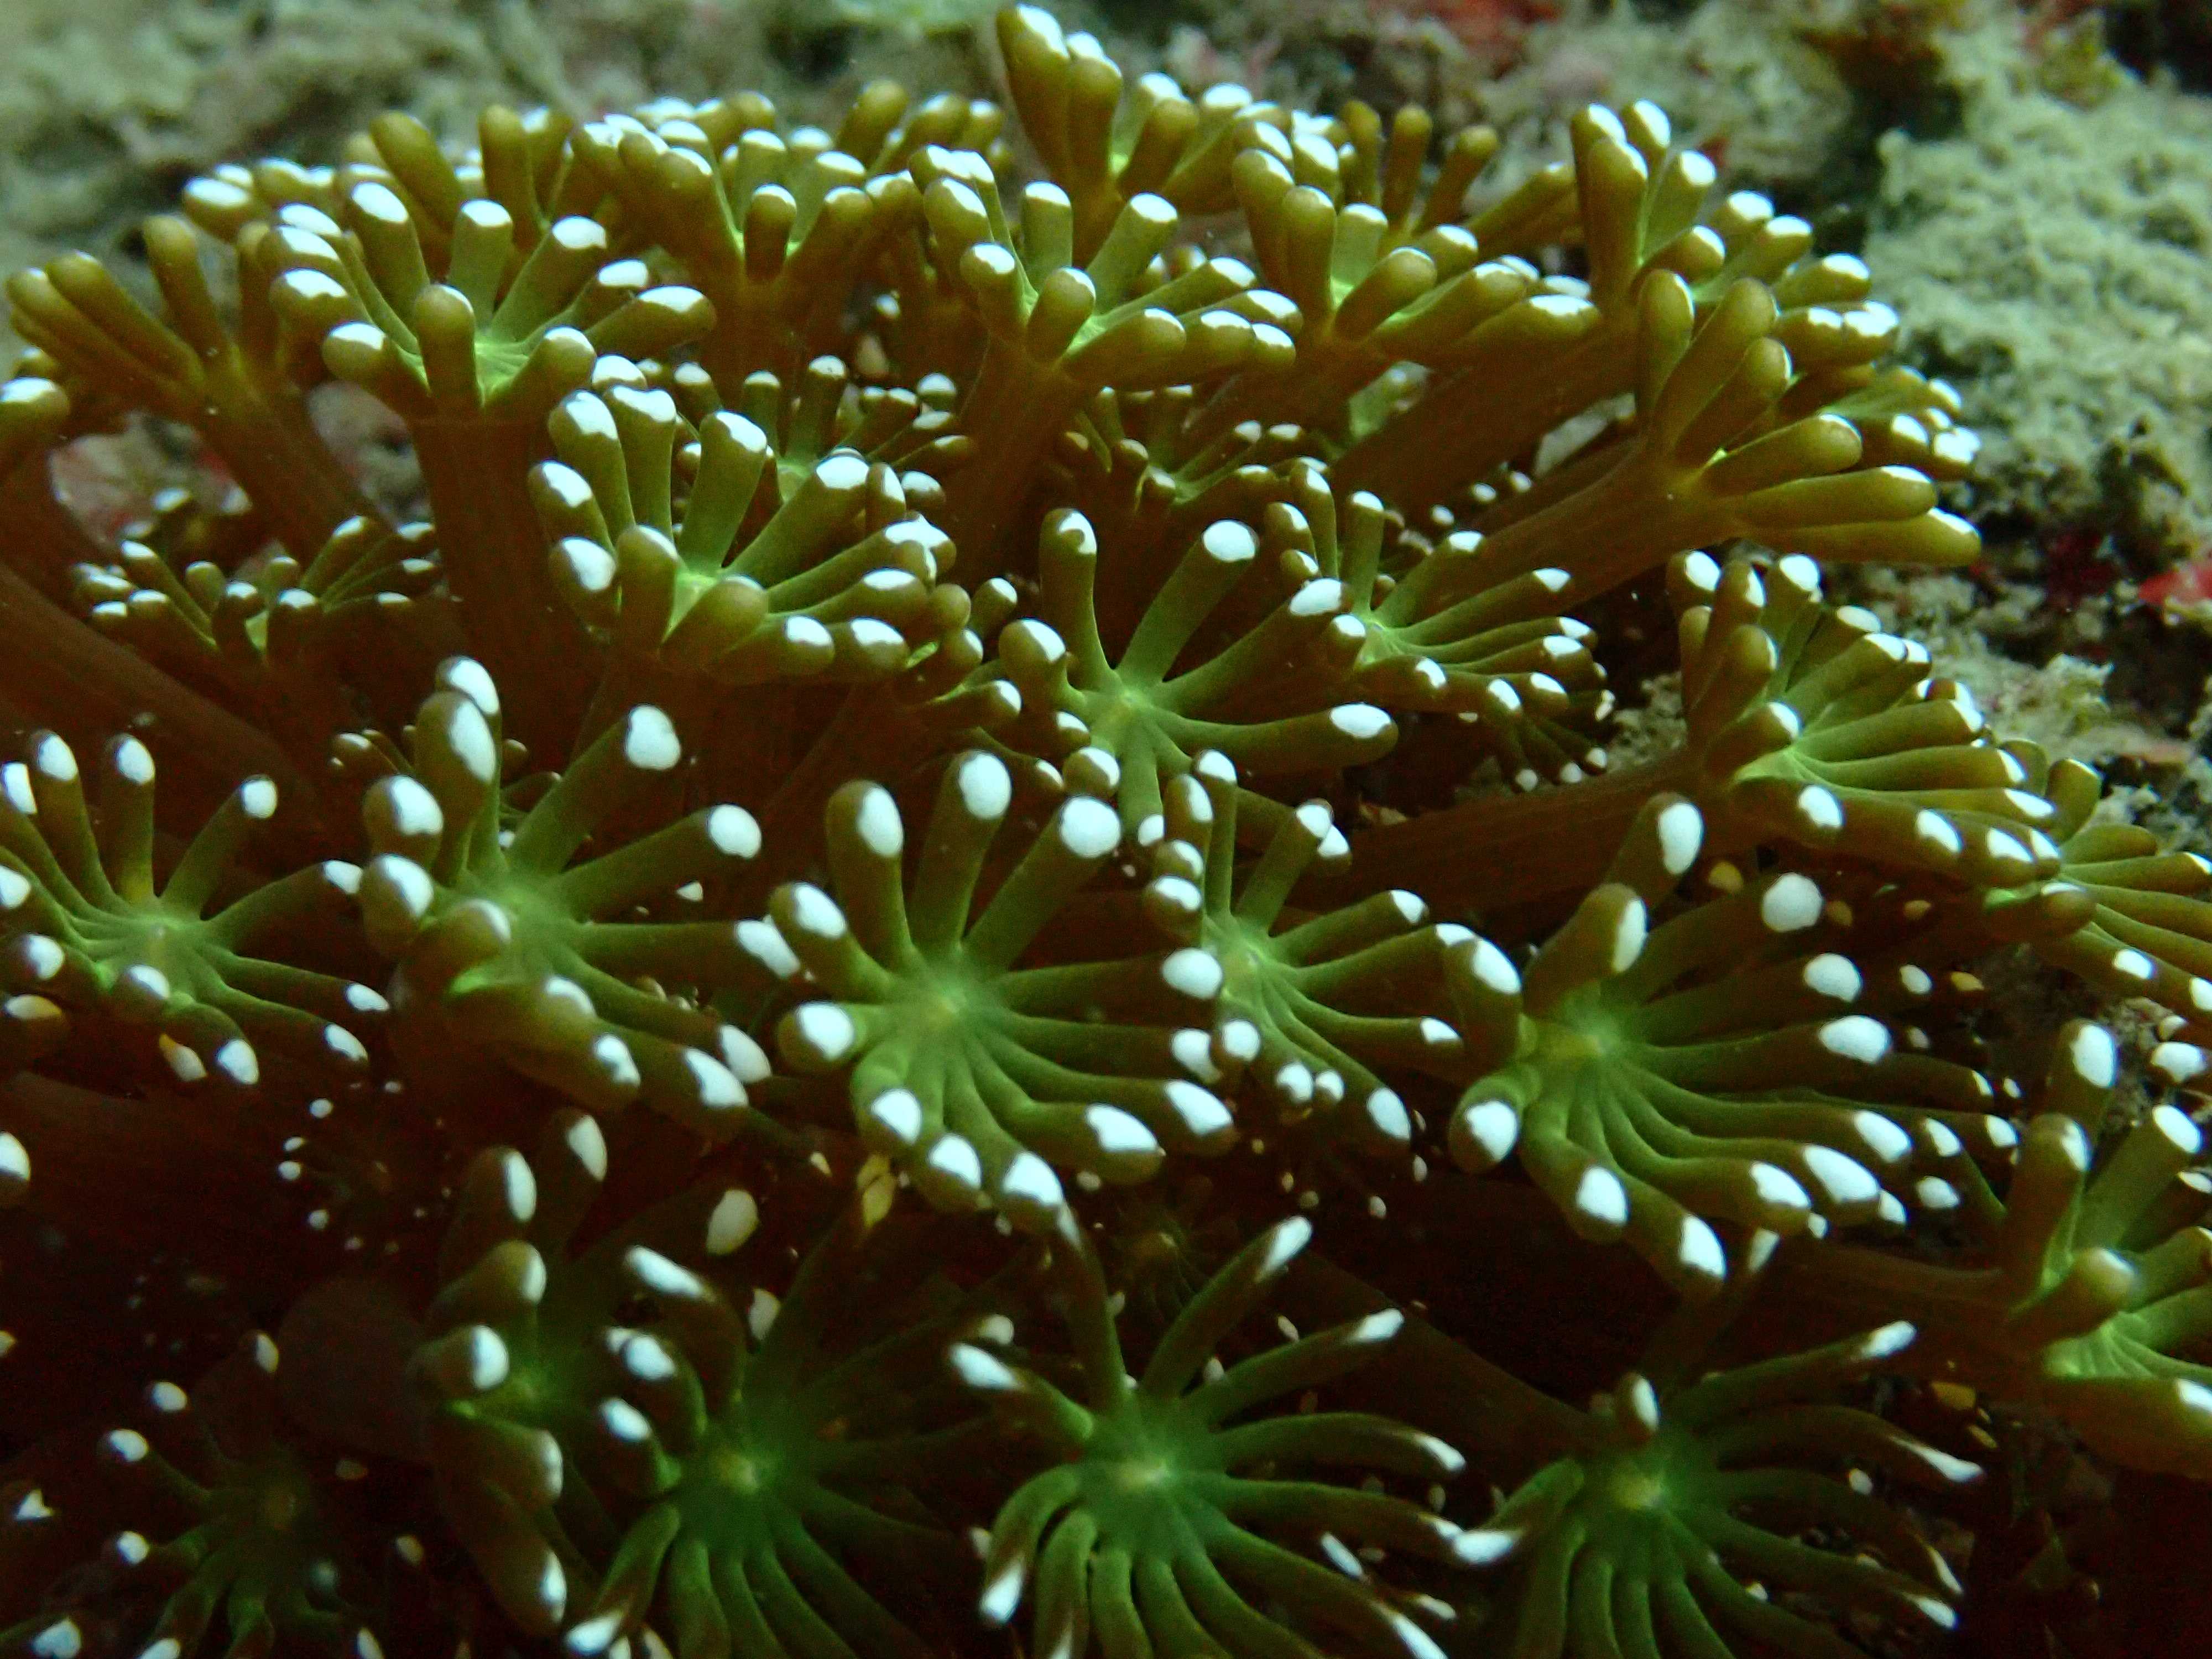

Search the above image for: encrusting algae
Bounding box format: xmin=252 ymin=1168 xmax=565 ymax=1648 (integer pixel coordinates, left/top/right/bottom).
xmin=2 ymin=7 xmax=2211 ymax=1655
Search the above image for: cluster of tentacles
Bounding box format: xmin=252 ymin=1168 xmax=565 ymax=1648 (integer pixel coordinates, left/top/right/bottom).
xmin=4 ymin=9 xmax=2210 ymax=1656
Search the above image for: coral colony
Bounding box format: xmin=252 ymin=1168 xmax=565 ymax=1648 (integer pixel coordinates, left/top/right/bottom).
xmin=2 ymin=7 xmax=2210 ymax=1656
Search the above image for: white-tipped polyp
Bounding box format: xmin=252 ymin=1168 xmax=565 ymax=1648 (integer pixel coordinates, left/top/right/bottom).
xmin=949 ymin=1342 xmax=1021 ymax=1393
xmin=1463 ymin=937 xmax=1521 ymax=997
xmin=1453 ymin=1099 xmax=1520 ymax=1170
xmin=1859 ymin=1321 xmax=1916 ymax=1361
xmin=786 ymin=882 xmax=847 ymax=940
xmin=706 ymin=1190 xmax=760 ymax=1256
xmin=850 ymin=787 xmax=904 ymax=859
xmin=1364 ymin=1088 xmax=1412 ymax=1143
xmin=1160 ymin=947 xmax=1223 ymax=1001
xmin=1573 ymin=1166 xmax=1629 ymax=1229
xmin=1678 ymin=1218 xmax=1726 ymax=1281
xmin=682 ymin=1049 xmax=744 ymax=1109
xmin=957 ymin=752 xmax=1013 ymax=820
xmin=1168 ymin=1026 xmax=1218 ymax=1081
xmin=1605 ymin=900 xmax=1647 ymax=975
xmin=792 ymin=1001 xmax=857 ymax=1062
xmin=1907 ymin=1441 xmax=1985 ymax=1485
xmin=211 ymin=1039 xmax=258 ymax=1086
xmin=2152 ymin=1104 xmax=2204 ymax=1157
xmin=997 ymin=1153 xmax=1066 ymax=1223
xmin=1819 ymin=1016 xmax=1891 ymax=1065
xmin=592 ymin=1034 xmax=641 ymax=1092
xmin=564 ymin=1611 xmax=627 ymax=1657
xmin=1656 ymin=800 xmax=1703 ymax=874
xmin=2068 ymin=1022 xmax=2119 ymax=1089
xmin=1162 ymin=1080 xmax=1230 ymax=1138
xmin=1803 ymin=954 xmax=1861 ymax=1001
xmin=1348 ymin=1308 xmax=1405 ymax=1345
xmin=2154 ymin=1041 xmax=2209 ymax=1085
xmin=864 ymin=1088 xmax=925 ymax=1147
xmin=1760 ymin=874 xmax=1823 ymax=932
xmin=459 ymin=1325 xmax=510 ymax=1392
xmin=1390 ymin=1613 xmax=1448 ymax=1659
xmin=1851 ymin=1112 xmax=1912 ymax=1164
xmin=1452 ymin=1527 xmax=1522 ymax=1566
xmin=1052 ymin=795 xmax=1119 ymax=859
xmin=1329 ymin=703 xmax=1391 ymax=740
xmin=1085 ymin=1105 xmax=1159 ymax=1160
xmin=624 ymin=1246 xmax=706 ymax=1300
xmin=1407 ymin=1432 xmax=1467 ymax=1478
xmin=978 ymin=1556 xmax=1027 ymax=1626
xmin=1912 ymin=1596 xmax=1959 ymax=1631
xmin=1795 ymin=786 xmax=1844 ymax=832
xmin=925 ymin=1134 xmax=984 ymax=1195
xmin=1201 ymin=520 xmax=1258 ymax=563
xmin=718 ymin=1026 xmax=770 ymax=1084
xmin=1259 ymin=1215 xmax=1314 ymax=1277
xmin=1803 ymin=1146 xmax=1879 ymax=1206
xmin=621 ymin=706 xmax=681 ymax=770
xmin=596 ymin=1399 xmax=651 ymax=1446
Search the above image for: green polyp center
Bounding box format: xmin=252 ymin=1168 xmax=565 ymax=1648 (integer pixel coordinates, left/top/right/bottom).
xmin=1598 ymin=1453 xmax=1668 ymax=1514
xmin=1536 ymin=1016 xmax=1614 ymax=1070
xmin=1212 ymin=919 xmax=1274 ymax=989
xmin=1076 ymin=1396 xmax=1220 ymax=1550
xmin=468 ymin=332 xmax=529 ymax=392
xmin=1581 ymin=1423 xmax=1704 ymax=1558
xmin=911 ymin=975 xmax=974 ymax=1034
xmin=1107 ymin=1449 xmax=1177 ymax=1496
xmin=259 ymin=1480 xmax=304 ymax=1532
xmin=1568 ymin=1445 xmax=1680 ymax=1577
xmin=205 ymin=1448 xmax=322 ymax=1566
xmin=672 ymin=1410 xmax=807 ymax=1551
xmin=481 ymin=874 xmax=562 ymax=933
xmin=64 ymin=893 xmax=206 ymax=974
xmin=105 ymin=921 xmax=200 ymax=981
xmin=708 ymin=1426 xmax=784 ymax=1499
xmin=1539 ymin=979 xmax=1655 ymax=1068
xmin=436 ymin=875 xmax=575 ymax=995
xmin=893 ymin=956 xmax=990 ymax=1039
xmin=1354 ymin=615 xmax=1416 ymax=666
xmin=1081 ymin=678 xmax=1165 ymax=750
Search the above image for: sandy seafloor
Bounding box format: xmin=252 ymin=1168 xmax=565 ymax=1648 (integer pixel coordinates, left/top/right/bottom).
xmin=3 ymin=0 xmax=2209 ymax=1032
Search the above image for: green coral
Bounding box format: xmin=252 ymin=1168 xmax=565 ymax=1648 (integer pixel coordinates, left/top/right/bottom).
xmin=1444 ymin=795 xmax=2006 ymax=1292
xmin=1788 ymin=1018 xmax=2212 ymax=1478
xmin=980 ymin=507 xmax=1398 ymax=842
xmin=1460 ymin=1296 xmax=1977 ymax=1659
xmin=955 ymin=1213 xmax=1468 ymax=1659
xmin=5 ymin=8 xmax=2212 ymax=1657
xmin=356 ymin=659 xmax=770 ymax=1132
xmin=414 ymin=1124 xmax=1005 ymax=1655
xmin=1 ymin=728 xmax=380 ymax=1087
xmin=2 ymin=1335 xmax=385 ymax=1659
xmin=1142 ymin=753 xmax=1463 ymax=1159
xmin=767 ymin=751 xmax=1230 ymax=1223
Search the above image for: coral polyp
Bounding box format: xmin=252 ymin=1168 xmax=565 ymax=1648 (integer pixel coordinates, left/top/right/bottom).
xmin=958 ymin=1214 xmax=1469 ymax=1659
xmin=4 ymin=7 xmax=2210 ymax=1655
